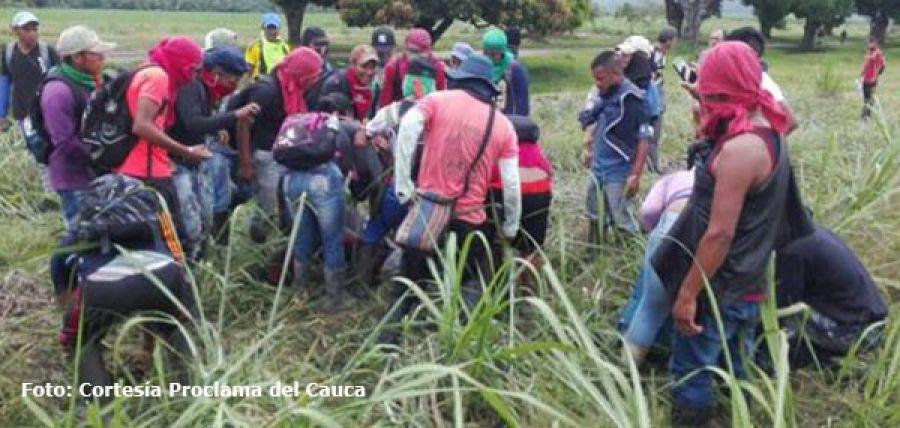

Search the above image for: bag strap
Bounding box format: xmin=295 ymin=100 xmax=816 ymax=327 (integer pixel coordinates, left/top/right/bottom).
xmin=456 ymin=102 xmax=496 ymax=201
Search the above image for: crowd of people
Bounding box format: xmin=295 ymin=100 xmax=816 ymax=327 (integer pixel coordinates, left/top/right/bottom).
xmin=1 ymin=10 xmax=889 ymax=426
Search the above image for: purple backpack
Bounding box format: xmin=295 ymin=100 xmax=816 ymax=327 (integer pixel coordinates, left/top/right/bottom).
xmin=272 ymin=112 xmax=340 ymax=170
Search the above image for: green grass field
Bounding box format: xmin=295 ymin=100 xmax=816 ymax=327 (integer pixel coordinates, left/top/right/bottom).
xmin=0 ymin=7 xmax=898 ymax=427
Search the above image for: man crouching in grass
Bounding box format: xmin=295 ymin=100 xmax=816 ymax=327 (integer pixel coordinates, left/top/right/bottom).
xmin=578 ymin=51 xmax=650 ymax=244
xmin=651 ymin=42 xmax=813 ymax=427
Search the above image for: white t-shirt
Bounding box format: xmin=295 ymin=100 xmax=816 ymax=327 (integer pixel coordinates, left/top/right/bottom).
xmin=761 ymin=71 xmax=785 ymax=102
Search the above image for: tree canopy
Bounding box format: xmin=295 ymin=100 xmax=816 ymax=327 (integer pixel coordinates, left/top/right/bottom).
xmin=791 ymin=0 xmax=854 ymax=49
xmin=742 ymin=0 xmax=792 ymax=38
xmin=336 ymin=0 xmax=590 ymax=43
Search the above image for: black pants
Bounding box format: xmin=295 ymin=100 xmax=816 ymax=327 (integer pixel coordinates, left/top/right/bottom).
xmin=385 ymin=220 xmax=493 ymax=328
xmin=862 ymin=82 xmax=877 ymax=118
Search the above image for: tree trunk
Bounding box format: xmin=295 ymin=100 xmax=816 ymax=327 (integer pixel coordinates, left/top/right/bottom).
xmin=761 ymin=21 xmax=772 ymax=39
xmin=277 ymin=1 xmax=308 ymax=47
xmin=680 ymin=0 xmax=708 ymax=45
xmin=431 ymin=18 xmax=455 ymax=43
xmin=870 ymin=13 xmax=889 ymax=45
xmin=801 ymin=19 xmax=818 ymax=51
xmin=665 ymin=0 xmax=684 ymax=37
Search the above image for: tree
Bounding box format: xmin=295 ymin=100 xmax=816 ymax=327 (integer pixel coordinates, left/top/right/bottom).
xmin=337 ymin=0 xmax=590 ymax=43
xmin=615 ymin=3 xmax=650 ymax=35
xmin=791 ymin=0 xmax=853 ymax=50
xmin=742 ymin=0 xmax=792 ymax=38
xmin=665 ymin=0 xmax=721 ymax=44
xmin=270 ymin=0 xmax=337 ymax=46
xmin=856 ymin=0 xmax=900 ymax=44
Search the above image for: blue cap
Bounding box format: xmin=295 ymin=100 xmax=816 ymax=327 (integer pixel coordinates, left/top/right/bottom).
xmin=261 ymin=13 xmax=281 ymax=29
xmin=451 ymin=42 xmax=474 ymax=62
xmin=204 ymin=46 xmax=250 ymax=75
xmin=446 ymin=53 xmax=499 ymax=94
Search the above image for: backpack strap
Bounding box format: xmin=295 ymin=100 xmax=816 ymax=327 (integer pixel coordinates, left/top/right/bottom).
xmin=4 ymin=43 xmax=14 ymax=70
xmin=39 ymin=42 xmax=50 ymax=71
xmin=456 ymin=102 xmax=496 ymax=202
xmin=256 ymin=41 xmax=267 ymax=74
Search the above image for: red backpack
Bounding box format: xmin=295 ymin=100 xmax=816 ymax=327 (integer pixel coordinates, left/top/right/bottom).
xmin=272 ymin=112 xmax=341 ymax=170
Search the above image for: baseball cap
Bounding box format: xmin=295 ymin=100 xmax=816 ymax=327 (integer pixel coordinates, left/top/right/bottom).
xmin=10 ymin=11 xmax=38 ymax=28
xmin=56 ymin=25 xmax=116 ymax=57
xmin=204 ymin=46 xmax=250 ymax=75
xmin=350 ymin=45 xmax=378 ymax=65
xmin=204 ymin=27 xmax=237 ymax=51
xmin=261 ymin=13 xmax=281 ymax=29
xmin=371 ymin=26 xmax=395 ymax=52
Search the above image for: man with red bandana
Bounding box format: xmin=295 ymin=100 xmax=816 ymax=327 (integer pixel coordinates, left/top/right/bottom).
xmin=650 ymin=42 xmax=813 ymax=426
xmin=377 ymin=28 xmax=446 ymax=107
xmin=321 ymin=44 xmax=379 ymax=122
xmin=233 ymin=47 xmax=323 ymax=243
xmin=116 ymin=37 xmax=212 ymax=238
xmin=169 ymin=46 xmax=259 ymax=259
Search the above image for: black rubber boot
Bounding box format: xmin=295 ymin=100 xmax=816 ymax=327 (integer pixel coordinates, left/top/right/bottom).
xmin=319 ymin=268 xmax=355 ymax=314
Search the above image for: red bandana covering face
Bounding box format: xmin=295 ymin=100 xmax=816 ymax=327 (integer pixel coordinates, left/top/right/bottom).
xmin=148 ymin=36 xmax=203 ymax=127
xmin=200 ymin=69 xmax=236 ymax=105
xmin=346 ymin=67 xmax=372 ymax=120
xmin=274 ymin=47 xmax=323 ymax=115
xmin=697 ymin=41 xmax=790 ymax=142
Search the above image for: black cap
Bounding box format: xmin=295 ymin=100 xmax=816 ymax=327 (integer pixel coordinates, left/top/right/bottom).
xmin=301 ymin=26 xmax=328 ymax=46
xmin=507 ymin=114 xmax=540 ymax=142
xmin=371 ymin=26 xmax=396 ymax=49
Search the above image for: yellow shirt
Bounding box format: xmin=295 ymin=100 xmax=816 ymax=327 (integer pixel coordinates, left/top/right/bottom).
xmin=245 ymin=37 xmax=291 ymax=77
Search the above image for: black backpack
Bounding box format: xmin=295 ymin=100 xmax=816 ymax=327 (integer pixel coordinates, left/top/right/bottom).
xmin=72 ymin=174 xmax=184 ymax=260
xmin=24 ymin=72 xmax=86 ymax=165
xmin=80 ymin=66 xmax=150 ymax=171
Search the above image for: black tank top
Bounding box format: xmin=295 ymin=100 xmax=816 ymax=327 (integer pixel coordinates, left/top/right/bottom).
xmin=652 ymin=128 xmax=814 ymax=304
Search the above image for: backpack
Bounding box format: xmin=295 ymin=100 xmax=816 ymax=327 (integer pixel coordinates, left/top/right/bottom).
xmin=23 ymin=72 xmax=86 ymax=165
xmin=272 ymin=112 xmax=341 ymax=170
xmin=72 ymin=174 xmax=184 ymax=261
xmin=80 ymin=66 xmax=151 ymax=171
xmin=5 ymin=42 xmax=52 ymax=74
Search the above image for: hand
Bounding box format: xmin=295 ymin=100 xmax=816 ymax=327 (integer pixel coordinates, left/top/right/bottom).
xmin=234 ymin=103 xmax=260 ymax=121
xmin=238 ymin=162 xmax=255 ymax=181
xmin=372 ymin=134 xmax=390 ymax=151
xmin=217 ymin=130 xmax=230 ymax=147
xmin=502 ymin=223 xmax=518 ymax=240
xmin=625 ymin=174 xmax=640 ymax=197
xmin=672 ymin=294 xmax=703 ymax=336
xmin=582 ymin=147 xmax=593 ymax=169
xmin=183 ymin=145 xmax=212 ymax=163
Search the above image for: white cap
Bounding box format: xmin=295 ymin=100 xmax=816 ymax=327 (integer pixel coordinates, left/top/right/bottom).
xmin=204 ymin=28 xmax=237 ymax=51
xmin=56 ymin=25 xmax=116 ymax=57
xmin=617 ymin=35 xmax=653 ymax=56
xmin=10 ymin=11 xmax=38 ymax=28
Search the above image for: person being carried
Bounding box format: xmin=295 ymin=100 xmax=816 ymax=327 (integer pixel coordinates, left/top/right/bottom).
xmin=651 ymin=42 xmax=813 ymax=427
xmin=775 ymin=226 xmax=888 ymax=369
xmin=245 ymin=13 xmax=290 ymax=78
xmin=379 ymin=53 xmax=521 ymax=345
xmin=355 ymin=56 xmax=439 ymax=288
xmin=860 ymin=35 xmax=885 ymax=120
xmin=169 ymin=46 xmax=259 ymax=258
xmin=377 ymin=28 xmax=447 ymax=108
xmin=322 ymin=45 xmax=379 ymax=122
xmin=39 ymin=26 xmax=114 ymax=230
xmin=579 ymin=51 xmax=652 ymax=241
xmin=115 ymin=37 xmax=212 ymax=240
xmin=482 ymin=28 xmax=530 ymax=116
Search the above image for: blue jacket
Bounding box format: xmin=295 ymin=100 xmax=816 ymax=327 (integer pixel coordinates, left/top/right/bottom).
xmin=500 ymin=61 xmax=530 ymax=116
xmin=579 ymin=79 xmax=652 ymax=179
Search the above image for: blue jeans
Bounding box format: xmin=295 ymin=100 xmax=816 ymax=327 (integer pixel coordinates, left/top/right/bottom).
xmin=670 ymin=300 xmax=760 ymax=410
xmin=282 ymin=163 xmax=346 ymax=270
xmin=360 ymin=182 xmax=408 ymax=245
xmin=250 ymin=150 xmax=288 ymax=242
xmin=57 ymin=190 xmax=80 ymax=231
xmin=201 ymin=142 xmax=252 ymax=216
xmin=173 ymin=162 xmax=211 ymax=258
xmin=619 ymin=211 xmax=680 ymax=347
xmin=585 ymin=171 xmax=636 ymax=233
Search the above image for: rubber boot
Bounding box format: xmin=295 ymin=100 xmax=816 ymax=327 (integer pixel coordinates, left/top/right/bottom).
xmin=319 ymin=268 xmax=355 ymax=314
xmin=622 ymin=341 xmax=649 ymax=367
xmin=354 ymin=242 xmax=379 ymax=288
xmin=291 ymin=260 xmax=306 ymax=289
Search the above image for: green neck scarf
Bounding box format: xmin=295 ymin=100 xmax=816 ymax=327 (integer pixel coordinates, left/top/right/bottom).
xmin=490 ymin=51 xmax=513 ymax=83
xmin=482 ymin=28 xmax=512 ymax=83
xmin=260 ymin=32 xmax=288 ymax=71
xmin=60 ymin=63 xmax=96 ymax=90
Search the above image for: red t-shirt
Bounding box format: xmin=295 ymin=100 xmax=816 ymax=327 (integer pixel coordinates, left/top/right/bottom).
xmin=115 ymin=66 xmax=172 ymax=179
xmin=862 ymin=49 xmax=885 ymax=84
xmin=416 ymin=90 xmax=517 ymax=224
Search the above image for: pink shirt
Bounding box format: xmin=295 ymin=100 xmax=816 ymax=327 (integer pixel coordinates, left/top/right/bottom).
xmin=416 ymin=90 xmax=518 ymax=224
xmin=115 ymin=66 xmax=172 ymax=179
xmin=639 ymin=169 xmax=695 ymax=232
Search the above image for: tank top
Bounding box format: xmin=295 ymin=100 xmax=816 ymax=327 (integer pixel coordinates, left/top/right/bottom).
xmin=651 ymin=128 xmax=814 ymax=305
